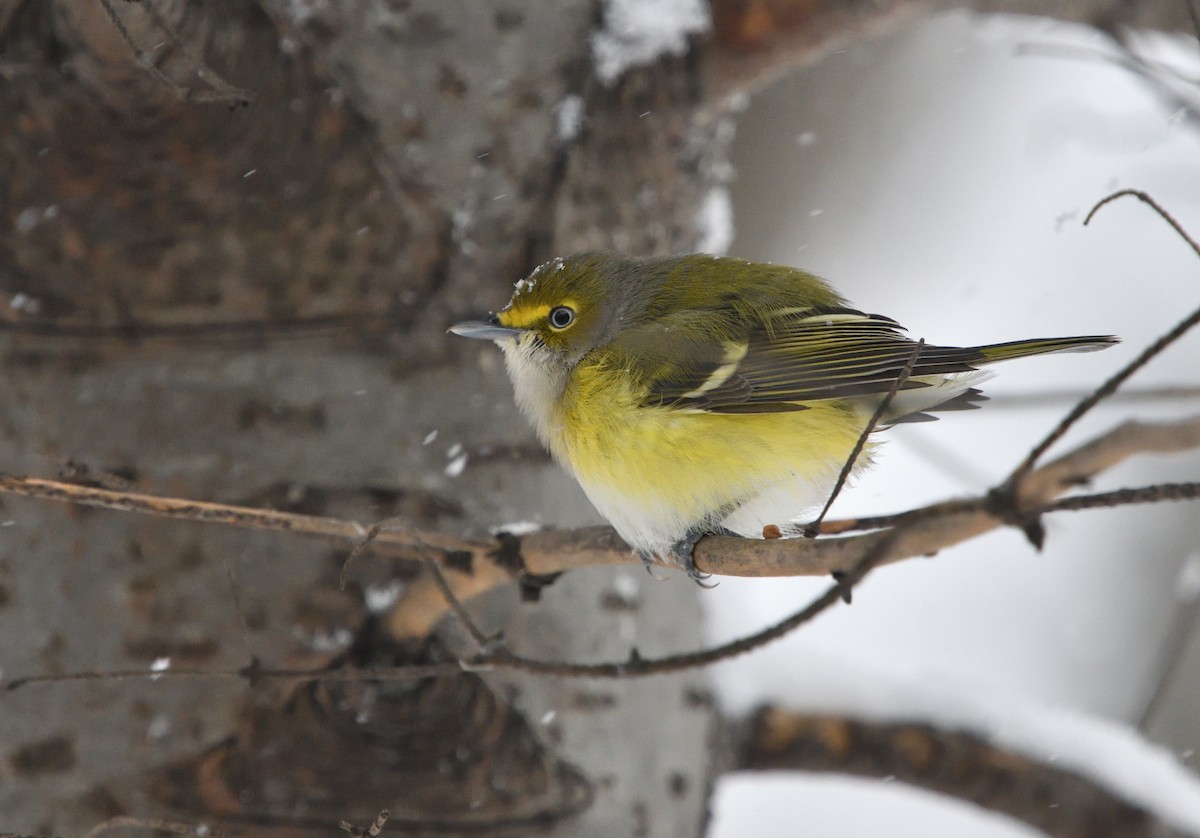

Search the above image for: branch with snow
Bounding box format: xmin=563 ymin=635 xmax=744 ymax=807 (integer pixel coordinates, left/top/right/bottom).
xmin=733 ymin=707 xmax=1200 ymax=838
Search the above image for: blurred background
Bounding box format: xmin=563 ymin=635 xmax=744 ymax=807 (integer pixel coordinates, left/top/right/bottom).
xmin=1 ymin=3 xmax=1198 ymax=835
xmin=709 ymin=9 xmax=1200 ymax=836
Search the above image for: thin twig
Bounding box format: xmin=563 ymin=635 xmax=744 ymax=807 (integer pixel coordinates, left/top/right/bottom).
xmin=1007 ymin=298 xmax=1200 ymax=491
xmin=1003 ymin=189 xmax=1200 ymax=488
xmin=13 ymin=477 xmax=1197 ymax=690
xmin=137 ymin=0 xmax=254 ymax=105
xmin=421 ymin=554 xmax=493 ymax=650
xmin=980 ymin=385 xmax=1200 ymax=408
xmin=339 ymin=521 xmax=382 ymax=590
xmin=98 ymin=0 xmax=182 ymax=93
xmin=340 ymin=809 xmax=390 ymax=838
xmin=5 ymin=661 xmax=464 ymax=691
xmin=2 ymin=414 xmax=1199 ymax=586
xmin=338 ymin=515 xmax=492 ymax=651
xmin=1039 ymin=481 xmax=1200 ymax=512
xmin=805 ymin=339 xmax=924 ymax=537
xmin=83 ymin=816 xmax=226 ymax=838
xmin=491 ymin=523 xmax=904 ymax=678
xmin=1017 ymin=40 xmax=1200 ymax=131
xmin=98 ymin=0 xmax=252 ymax=105
xmin=0 ymin=474 xmax=480 ymax=557
xmin=1085 ymin=190 xmax=1200 ymax=259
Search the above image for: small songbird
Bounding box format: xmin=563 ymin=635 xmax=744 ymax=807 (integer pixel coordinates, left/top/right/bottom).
xmin=451 ymin=252 xmax=1116 ymax=581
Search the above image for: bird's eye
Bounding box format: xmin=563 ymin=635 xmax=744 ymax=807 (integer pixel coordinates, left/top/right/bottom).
xmin=548 ymin=306 xmax=575 ymax=330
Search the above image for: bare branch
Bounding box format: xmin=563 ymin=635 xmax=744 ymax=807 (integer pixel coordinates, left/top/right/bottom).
xmin=97 ymin=0 xmax=253 ymax=106
xmin=83 ymin=815 xmax=228 ymax=838
xmin=5 ymin=411 xmax=1197 ymax=690
xmin=340 ymin=809 xmax=390 ymax=838
xmin=806 ymin=338 xmax=924 ymax=537
xmin=5 ymin=661 xmax=464 ymax=692
xmin=2 ymin=413 xmax=1197 ymax=677
xmin=998 ymin=191 xmax=1200 ymax=495
xmin=733 ymin=707 xmax=1197 ymax=838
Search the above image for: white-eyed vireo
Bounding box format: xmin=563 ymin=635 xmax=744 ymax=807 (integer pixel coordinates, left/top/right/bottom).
xmin=451 ymin=252 xmax=1115 ymax=580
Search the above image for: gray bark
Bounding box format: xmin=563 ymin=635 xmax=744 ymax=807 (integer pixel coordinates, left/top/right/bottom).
xmin=0 ymin=0 xmax=1192 ymax=836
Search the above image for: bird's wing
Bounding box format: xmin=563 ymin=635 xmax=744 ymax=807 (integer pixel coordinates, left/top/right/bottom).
xmin=616 ymin=306 xmax=984 ymax=414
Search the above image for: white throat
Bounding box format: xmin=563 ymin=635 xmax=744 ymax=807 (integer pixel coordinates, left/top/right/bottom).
xmin=498 ymin=334 xmax=570 ymax=455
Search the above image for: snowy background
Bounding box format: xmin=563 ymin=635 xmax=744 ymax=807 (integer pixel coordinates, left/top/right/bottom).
xmin=704 ymin=11 xmax=1200 ymax=836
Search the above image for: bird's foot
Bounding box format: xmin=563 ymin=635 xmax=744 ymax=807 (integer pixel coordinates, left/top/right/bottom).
xmin=636 ymin=549 xmax=669 ymax=581
xmin=668 ymin=527 xmax=732 ymax=588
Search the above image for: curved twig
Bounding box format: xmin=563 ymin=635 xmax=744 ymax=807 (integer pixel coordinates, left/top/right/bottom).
xmin=1003 ymin=190 xmax=1200 ymax=489
xmin=5 ymin=416 xmax=1198 ymax=689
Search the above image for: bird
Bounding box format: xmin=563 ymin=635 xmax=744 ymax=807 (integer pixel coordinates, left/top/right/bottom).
xmin=450 ymin=251 xmax=1116 ymax=581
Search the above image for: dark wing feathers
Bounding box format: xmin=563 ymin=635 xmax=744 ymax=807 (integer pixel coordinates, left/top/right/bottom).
xmin=637 ymin=307 xmax=989 ymax=414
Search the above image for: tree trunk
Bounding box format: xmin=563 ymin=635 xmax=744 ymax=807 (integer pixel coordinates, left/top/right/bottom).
xmin=0 ymin=1 xmax=1192 ymax=836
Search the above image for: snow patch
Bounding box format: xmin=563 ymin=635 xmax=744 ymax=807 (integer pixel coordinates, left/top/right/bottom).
xmin=1176 ymin=552 xmax=1200 ymax=601
xmin=444 ymin=453 xmax=468 ymax=477
xmin=364 ymin=580 xmax=404 ymax=613
xmin=695 ymin=187 xmax=734 ymax=255
xmin=556 ymin=94 xmax=585 ymax=142
xmin=710 ymin=650 xmax=1200 ymax=834
xmin=592 ymin=0 xmax=711 ymax=85
xmin=491 ymin=520 xmax=542 ymax=536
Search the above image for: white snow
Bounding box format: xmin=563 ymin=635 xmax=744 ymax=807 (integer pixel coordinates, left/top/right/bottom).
xmin=444 ymin=453 xmax=468 ymax=477
xmin=150 ymin=657 xmax=170 ymax=681
xmin=591 ymin=0 xmax=711 ymax=85
xmin=707 ymin=652 xmax=1200 ymax=835
xmin=695 ymin=186 xmax=735 ymax=255
xmin=364 ymin=580 xmax=404 ymax=613
xmin=490 ymin=520 xmax=543 ymax=536
xmin=556 ymin=94 xmax=585 ymax=142
xmin=298 ymin=626 xmax=354 ymax=653
xmin=1176 ymin=552 xmax=1200 ymax=601
xmin=714 ymin=774 xmax=1043 ymax=838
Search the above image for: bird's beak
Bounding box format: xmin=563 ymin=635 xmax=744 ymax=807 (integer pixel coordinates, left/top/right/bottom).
xmin=448 ymin=317 xmax=523 ymax=341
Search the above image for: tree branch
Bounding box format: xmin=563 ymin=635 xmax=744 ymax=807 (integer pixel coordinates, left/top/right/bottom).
xmin=733 ymin=707 xmax=1197 ymax=838
xmin=1 ymin=413 xmax=1197 ymax=643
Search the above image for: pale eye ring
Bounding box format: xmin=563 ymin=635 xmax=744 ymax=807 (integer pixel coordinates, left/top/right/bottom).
xmin=548 ymin=306 xmax=575 ymax=330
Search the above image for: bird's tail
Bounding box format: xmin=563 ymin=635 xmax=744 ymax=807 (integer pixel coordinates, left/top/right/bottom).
xmin=975 ymin=335 xmax=1119 ymax=363
xmin=879 ymin=334 xmax=1117 ymax=424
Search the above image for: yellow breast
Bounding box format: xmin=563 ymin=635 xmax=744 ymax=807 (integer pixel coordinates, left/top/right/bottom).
xmin=551 ymin=361 xmax=868 ymax=558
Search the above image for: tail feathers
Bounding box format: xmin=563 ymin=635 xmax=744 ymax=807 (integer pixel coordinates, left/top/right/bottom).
xmin=880 ymin=375 xmax=991 ymax=425
xmin=886 ymin=386 xmax=988 ymax=425
xmin=877 ymin=335 xmax=1116 ymax=426
xmin=976 ymin=335 xmax=1118 ymax=363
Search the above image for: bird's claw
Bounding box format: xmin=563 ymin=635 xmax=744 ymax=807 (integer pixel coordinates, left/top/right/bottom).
xmin=637 ymin=549 xmax=669 ymax=581
xmin=671 ymin=530 xmax=718 ymax=588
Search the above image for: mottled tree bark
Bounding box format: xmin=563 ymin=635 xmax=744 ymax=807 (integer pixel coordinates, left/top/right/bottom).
xmin=0 ymin=1 xmax=1192 ymax=836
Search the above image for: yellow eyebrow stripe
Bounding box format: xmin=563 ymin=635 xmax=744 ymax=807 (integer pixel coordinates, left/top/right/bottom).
xmin=498 ymin=299 xmax=579 ymax=329
xmin=499 ymin=304 xmax=553 ymax=329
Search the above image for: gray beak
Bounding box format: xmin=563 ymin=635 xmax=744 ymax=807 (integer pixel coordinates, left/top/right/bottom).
xmin=448 ymin=318 xmax=523 ymax=341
